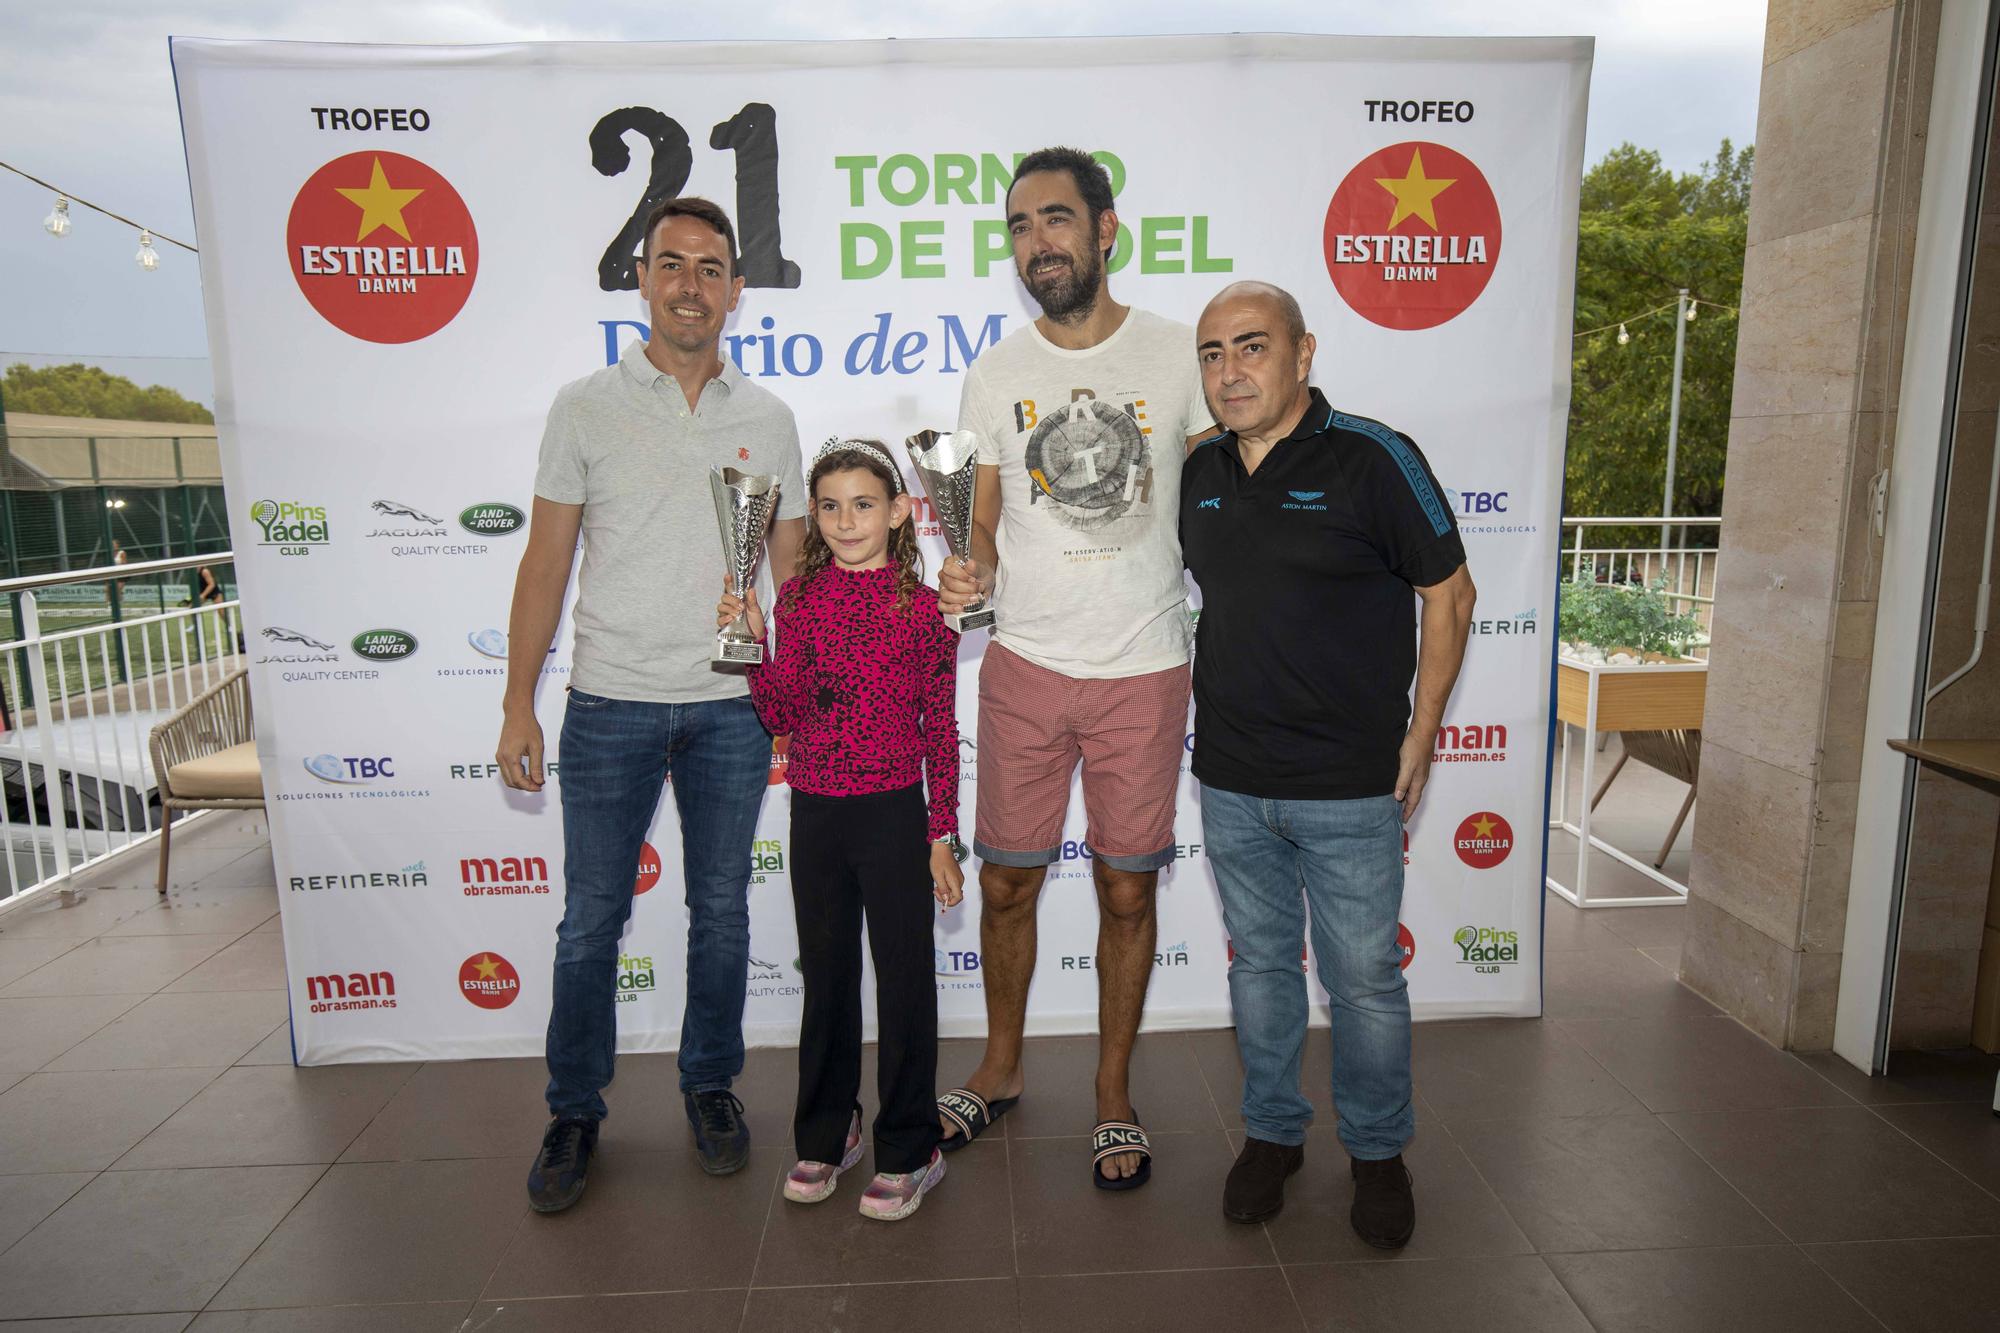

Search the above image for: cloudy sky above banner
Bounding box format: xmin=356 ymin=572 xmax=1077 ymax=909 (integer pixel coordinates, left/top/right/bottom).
xmin=0 ymin=0 xmax=1766 ymax=405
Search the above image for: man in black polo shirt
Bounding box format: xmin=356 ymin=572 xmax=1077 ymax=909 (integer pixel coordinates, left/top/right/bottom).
xmin=1181 ymin=282 xmax=1475 ymax=1246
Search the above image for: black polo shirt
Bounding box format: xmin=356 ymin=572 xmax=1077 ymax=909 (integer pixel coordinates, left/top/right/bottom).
xmin=1181 ymin=387 xmax=1466 ymax=800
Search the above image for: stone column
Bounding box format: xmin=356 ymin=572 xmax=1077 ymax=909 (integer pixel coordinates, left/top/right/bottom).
xmin=1680 ymin=0 xmax=1938 ymax=1047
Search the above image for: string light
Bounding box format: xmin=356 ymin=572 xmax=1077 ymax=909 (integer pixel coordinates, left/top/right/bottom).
xmin=1575 ymin=295 xmax=1737 ymax=343
xmin=1617 ymin=323 xmax=1630 ymax=345
xmin=2 ymin=160 xmax=196 ymax=265
xmin=1686 ymin=299 xmax=1698 ymax=321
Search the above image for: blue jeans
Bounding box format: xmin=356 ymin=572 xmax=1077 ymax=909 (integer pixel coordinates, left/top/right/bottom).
xmin=545 ymin=689 xmax=770 ymax=1120
xmin=1200 ymin=785 xmax=1413 ymax=1160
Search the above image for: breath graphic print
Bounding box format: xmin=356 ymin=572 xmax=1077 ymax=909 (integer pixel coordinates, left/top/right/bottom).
xmin=1022 ymin=398 xmax=1154 ymax=532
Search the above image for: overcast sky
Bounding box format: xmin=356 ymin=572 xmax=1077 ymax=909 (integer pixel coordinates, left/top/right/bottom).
xmin=0 ymin=0 xmax=1766 ymax=407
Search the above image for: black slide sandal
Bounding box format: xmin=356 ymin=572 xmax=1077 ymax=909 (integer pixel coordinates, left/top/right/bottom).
xmin=937 ymin=1087 xmax=1018 ymax=1153
xmin=1092 ymin=1115 xmax=1152 ymax=1191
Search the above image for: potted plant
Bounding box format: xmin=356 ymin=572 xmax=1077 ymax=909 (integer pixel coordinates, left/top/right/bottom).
xmin=1557 ymin=573 xmax=1703 ymax=665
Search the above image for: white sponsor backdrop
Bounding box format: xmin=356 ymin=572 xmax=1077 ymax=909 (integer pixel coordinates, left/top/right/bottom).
xmin=172 ymin=35 xmax=1587 ymax=1064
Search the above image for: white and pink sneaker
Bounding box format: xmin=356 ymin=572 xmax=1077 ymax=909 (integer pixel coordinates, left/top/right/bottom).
xmin=858 ymin=1148 xmax=946 ymax=1221
xmin=783 ymin=1111 xmax=864 ymax=1204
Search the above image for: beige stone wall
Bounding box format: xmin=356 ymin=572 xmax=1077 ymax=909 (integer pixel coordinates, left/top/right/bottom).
xmin=1681 ymin=0 xmax=1938 ymax=1047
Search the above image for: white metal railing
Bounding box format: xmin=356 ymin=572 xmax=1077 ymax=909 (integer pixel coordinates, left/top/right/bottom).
xmin=1 ymin=553 xmax=240 ymax=907
xmin=1560 ymin=516 xmax=1721 ymax=662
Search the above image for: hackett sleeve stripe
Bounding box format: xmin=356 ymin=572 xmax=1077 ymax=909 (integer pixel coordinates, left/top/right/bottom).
xmin=1330 ymin=410 xmax=1452 ymax=538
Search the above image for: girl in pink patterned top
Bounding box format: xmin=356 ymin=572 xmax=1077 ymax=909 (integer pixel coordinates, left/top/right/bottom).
xmin=718 ymin=439 xmax=963 ymax=1221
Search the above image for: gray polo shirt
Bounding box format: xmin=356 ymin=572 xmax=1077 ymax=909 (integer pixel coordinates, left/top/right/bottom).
xmin=534 ymin=339 xmax=806 ymax=704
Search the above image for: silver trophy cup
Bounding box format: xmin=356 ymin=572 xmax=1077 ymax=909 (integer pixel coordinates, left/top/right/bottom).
xmin=905 ymin=429 xmax=996 ymax=633
xmin=711 ymin=467 xmax=781 ymax=664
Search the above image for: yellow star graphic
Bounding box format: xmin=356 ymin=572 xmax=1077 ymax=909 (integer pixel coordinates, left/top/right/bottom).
xmin=473 ymin=954 xmax=501 ymax=979
xmin=335 ymin=157 xmax=425 ymax=243
xmin=1471 ymin=814 xmax=1497 ymax=839
xmin=1375 ymin=147 xmax=1456 ymax=231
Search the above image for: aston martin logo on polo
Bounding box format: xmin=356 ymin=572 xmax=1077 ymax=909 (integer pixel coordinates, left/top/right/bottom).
xmin=1323 ymin=141 xmax=1502 ymax=331
xmin=288 ymin=151 xmax=479 ymax=343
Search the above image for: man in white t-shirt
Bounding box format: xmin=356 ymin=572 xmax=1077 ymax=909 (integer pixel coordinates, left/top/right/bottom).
xmin=934 ymin=147 xmax=1213 ymax=1191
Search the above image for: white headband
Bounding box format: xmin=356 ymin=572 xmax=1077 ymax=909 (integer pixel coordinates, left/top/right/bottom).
xmin=810 ymin=437 xmax=905 ymax=494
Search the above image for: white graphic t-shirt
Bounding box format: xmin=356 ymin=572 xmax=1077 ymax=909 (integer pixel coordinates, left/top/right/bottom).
xmin=959 ymin=308 xmax=1213 ymax=679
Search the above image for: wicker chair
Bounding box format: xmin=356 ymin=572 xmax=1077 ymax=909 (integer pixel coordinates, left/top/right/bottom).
xmin=1590 ymin=728 xmax=1701 ymax=869
xmin=148 ymin=668 xmax=263 ymax=894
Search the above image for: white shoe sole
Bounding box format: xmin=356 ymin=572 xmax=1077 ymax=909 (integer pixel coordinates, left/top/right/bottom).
xmin=858 ymin=1154 xmax=946 ymax=1221
xmin=784 ymin=1137 xmax=865 ymax=1204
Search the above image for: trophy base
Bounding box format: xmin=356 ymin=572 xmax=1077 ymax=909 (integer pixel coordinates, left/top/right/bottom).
xmin=713 ymin=638 xmax=764 ymax=665
xmin=945 ymin=606 xmax=996 ymax=634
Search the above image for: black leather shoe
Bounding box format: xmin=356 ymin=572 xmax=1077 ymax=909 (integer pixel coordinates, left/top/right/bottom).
xmin=686 ymin=1089 xmax=751 ymax=1175
xmin=1223 ymin=1136 xmax=1304 ymax=1223
xmin=527 ymin=1116 xmax=598 ymax=1213
xmin=1350 ymin=1153 xmax=1415 ymax=1249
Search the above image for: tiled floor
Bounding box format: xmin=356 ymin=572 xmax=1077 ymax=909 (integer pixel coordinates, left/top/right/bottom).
xmin=0 ymin=811 xmax=1996 ymax=1331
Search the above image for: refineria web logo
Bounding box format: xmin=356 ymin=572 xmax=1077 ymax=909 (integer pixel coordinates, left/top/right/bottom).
xmin=1323 ymin=140 xmax=1502 ymax=330
xmin=287 ymin=151 xmax=479 ymax=343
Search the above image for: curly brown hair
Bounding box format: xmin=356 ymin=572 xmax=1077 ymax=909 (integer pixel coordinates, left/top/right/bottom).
xmin=786 ymin=442 xmax=925 ymax=614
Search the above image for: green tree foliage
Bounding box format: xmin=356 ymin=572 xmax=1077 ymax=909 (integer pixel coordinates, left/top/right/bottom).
xmin=2 ymin=362 xmax=214 ymax=424
xmin=1569 ymin=140 xmax=1750 ymax=532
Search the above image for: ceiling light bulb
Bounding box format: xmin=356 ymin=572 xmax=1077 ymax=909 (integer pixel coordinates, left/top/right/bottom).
xmin=43 ymin=196 xmax=71 ymax=238
xmin=135 ymin=230 xmax=159 ymax=271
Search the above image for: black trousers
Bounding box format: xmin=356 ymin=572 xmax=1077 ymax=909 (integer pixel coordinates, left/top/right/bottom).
xmin=790 ymin=783 xmax=941 ymax=1174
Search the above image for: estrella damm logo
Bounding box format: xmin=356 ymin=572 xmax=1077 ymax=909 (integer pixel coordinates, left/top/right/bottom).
xmin=287 ymin=151 xmax=479 ymax=344
xmin=1454 ymin=811 xmax=1515 ymax=868
xmin=634 ymin=841 xmax=662 ymax=895
xmin=458 ymin=952 xmax=520 ymax=1009
xmin=1323 ymin=141 xmax=1501 ymax=331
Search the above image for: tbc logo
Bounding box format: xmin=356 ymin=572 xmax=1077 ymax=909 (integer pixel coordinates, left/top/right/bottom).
xmin=287 ymin=150 xmax=479 ymax=344
xmin=1444 ymin=486 xmax=1510 ymax=514
xmin=1454 ymin=812 xmax=1515 ymax=868
xmin=304 ymin=754 xmax=395 ymax=783
xmin=1323 ymin=141 xmax=1502 ymax=331
xmin=634 ymin=841 xmax=662 ymax=895
xmin=306 ymin=969 xmax=396 ymax=1013
xmin=458 ymin=952 xmax=521 ymax=1009
xmin=934 ymin=947 xmax=981 ymax=977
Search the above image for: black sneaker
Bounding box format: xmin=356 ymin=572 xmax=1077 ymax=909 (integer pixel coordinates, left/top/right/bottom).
xmin=527 ymin=1116 xmax=598 ymax=1213
xmin=1350 ymin=1153 xmax=1415 ymax=1249
xmin=686 ymin=1089 xmax=751 ymax=1175
xmin=1223 ymin=1136 xmax=1304 ymax=1223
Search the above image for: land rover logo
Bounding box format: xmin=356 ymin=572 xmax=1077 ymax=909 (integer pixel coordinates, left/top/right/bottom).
xmin=351 ymin=629 xmax=418 ymax=661
xmin=459 ymin=503 xmax=524 ymax=536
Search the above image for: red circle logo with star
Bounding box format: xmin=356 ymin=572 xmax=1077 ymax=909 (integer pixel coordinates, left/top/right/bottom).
xmin=1323 ymin=141 xmax=1501 ymax=331
xmin=1396 ymin=922 xmax=1416 ymax=971
xmin=458 ymin=952 xmax=519 ymax=1009
xmin=287 ymin=151 xmax=478 ymax=343
xmin=1454 ymin=811 xmax=1514 ymax=869
xmin=634 ymin=841 xmax=662 ymax=895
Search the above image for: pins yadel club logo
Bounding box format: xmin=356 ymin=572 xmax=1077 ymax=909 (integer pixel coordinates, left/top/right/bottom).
xmin=288 ymin=151 xmax=478 ymax=343
xmin=458 ymin=952 xmax=521 ymax=1009
xmin=1454 ymin=811 xmax=1515 ymax=869
xmin=1323 ymin=140 xmax=1501 ymax=331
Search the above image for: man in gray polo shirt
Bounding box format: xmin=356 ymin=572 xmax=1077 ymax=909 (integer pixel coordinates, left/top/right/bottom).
xmin=497 ymin=197 xmax=805 ymax=1213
